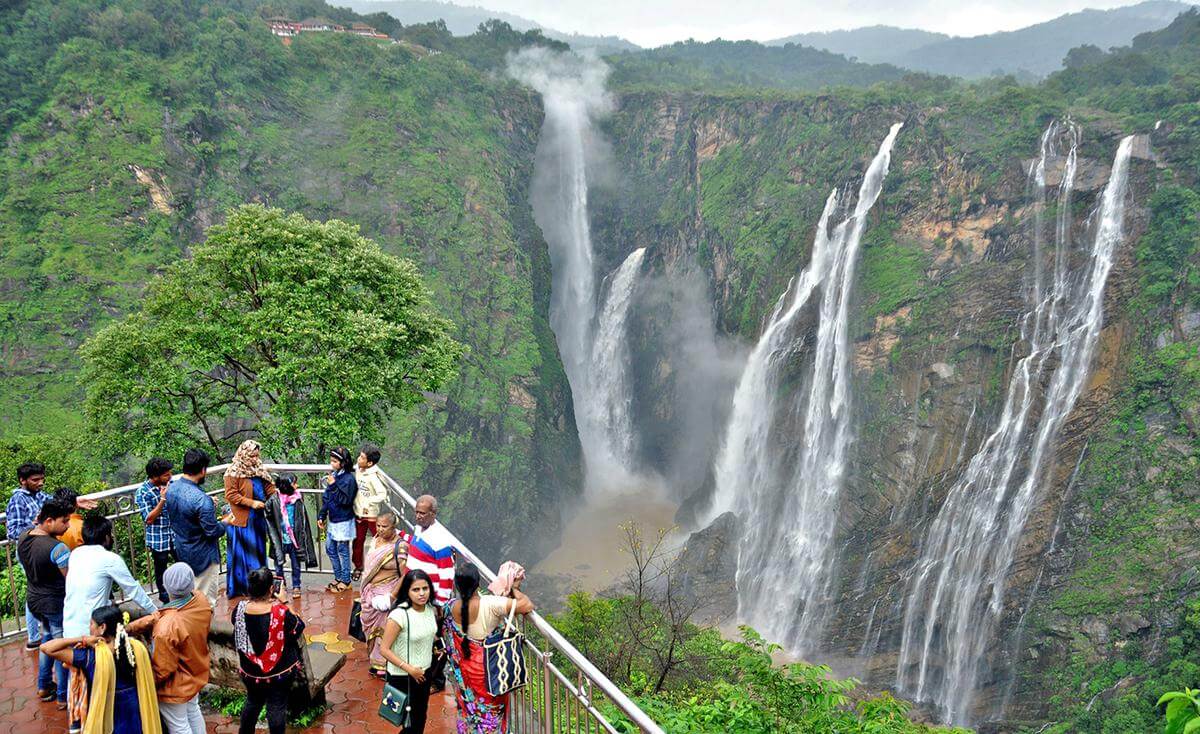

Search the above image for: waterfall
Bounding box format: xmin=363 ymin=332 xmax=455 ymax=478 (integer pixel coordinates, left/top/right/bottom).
xmin=509 ymin=50 xmax=645 ymax=493
xmin=582 ymin=248 xmax=648 ymax=487
xmin=706 ymin=123 xmax=903 ymax=651
xmin=896 ymin=127 xmax=1134 ymax=725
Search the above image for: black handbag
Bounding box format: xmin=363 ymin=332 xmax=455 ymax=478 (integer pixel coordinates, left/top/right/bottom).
xmin=378 ymin=609 xmax=412 ymax=727
xmin=348 ymin=600 xmax=366 ymax=643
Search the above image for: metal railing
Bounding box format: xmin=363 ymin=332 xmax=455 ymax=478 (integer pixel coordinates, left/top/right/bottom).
xmin=0 ymin=462 xmax=664 ymax=734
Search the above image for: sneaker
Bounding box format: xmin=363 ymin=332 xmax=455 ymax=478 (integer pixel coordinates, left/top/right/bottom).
xmin=38 ymin=688 xmax=55 ymax=702
xmin=69 ymin=723 xmax=81 ymax=734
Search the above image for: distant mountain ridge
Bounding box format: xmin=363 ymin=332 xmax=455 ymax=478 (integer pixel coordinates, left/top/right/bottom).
xmin=768 ymin=25 xmax=949 ymax=63
xmin=342 ymin=0 xmax=640 ymax=52
xmin=769 ymin=0 xmax=1195 ymax=78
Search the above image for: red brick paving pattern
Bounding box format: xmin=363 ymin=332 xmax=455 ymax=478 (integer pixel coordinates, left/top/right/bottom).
xmin=0 ymin=580 xmax=458 ymax=734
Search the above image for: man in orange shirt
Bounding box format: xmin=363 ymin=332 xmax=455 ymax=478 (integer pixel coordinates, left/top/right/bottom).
xmin=129 ymin=563 xmax=212 ymax=734
xmin=53 ymin=488 xmax=98 ymax=550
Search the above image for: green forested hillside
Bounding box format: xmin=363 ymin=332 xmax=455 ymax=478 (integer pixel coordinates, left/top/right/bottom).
xmin=605 ymin=38 xmax=912 ymax=93
xmin=591 ymin=11 xmax=1200 ymax=730
xmin=0 ymin=0 xmax=576 ymax=558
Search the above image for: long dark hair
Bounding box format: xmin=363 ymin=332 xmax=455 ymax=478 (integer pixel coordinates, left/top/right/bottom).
xmin=454 ymin=562 xmax=481 ymax=659
xmin=247 ymin=567 xmax=275 ymax=600
xmin=393 ymin=569 xmax=434 ymax=611
xmin=92 ymin=605 xmax=135 ymax=678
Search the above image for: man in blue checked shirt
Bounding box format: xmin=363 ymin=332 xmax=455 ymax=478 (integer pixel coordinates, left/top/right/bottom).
xmin=6 ymin=462 xmax=51 ymax=650
xmin=135 ymin=457 xmax=176 ymax=604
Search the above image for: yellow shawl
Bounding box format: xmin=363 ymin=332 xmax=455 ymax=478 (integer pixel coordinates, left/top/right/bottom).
xmin=82 ymin=638 xmax=161 ymax=734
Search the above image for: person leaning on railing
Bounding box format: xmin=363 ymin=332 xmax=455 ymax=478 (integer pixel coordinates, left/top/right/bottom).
xmin=443 ymin=562 xmax=535 ymax=734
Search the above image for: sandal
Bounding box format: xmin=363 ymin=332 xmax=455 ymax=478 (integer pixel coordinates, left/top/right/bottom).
xmin=292 ymin=588 xmax=302 ymax=599
xmin=325 ymin=582 xmax=341 ymax=593
xmin=351 ymin=570 xmax=362 ymax=582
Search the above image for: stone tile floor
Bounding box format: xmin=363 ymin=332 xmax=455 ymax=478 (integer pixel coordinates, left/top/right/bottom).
xmin=0 ymin=578 xmax=458 ymax=734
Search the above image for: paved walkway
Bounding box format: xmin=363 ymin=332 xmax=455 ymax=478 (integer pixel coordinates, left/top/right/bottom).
xmin=0 ymin=579 xmax=458 ymax=734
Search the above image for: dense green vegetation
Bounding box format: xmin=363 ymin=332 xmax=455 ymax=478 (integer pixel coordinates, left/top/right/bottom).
xmin=552 ymin=592 xmax=966 ymax=733
xmin=0 ymin=0 xmax=575 ymax=559
xmin=80 ymin=205 xmax=462 ymax=460
xmin=606 ymin=39 xmax=912 ymax=93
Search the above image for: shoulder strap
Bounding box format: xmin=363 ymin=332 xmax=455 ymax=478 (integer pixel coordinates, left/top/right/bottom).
xmin=502 ymin=597 xmax=518 ymax=635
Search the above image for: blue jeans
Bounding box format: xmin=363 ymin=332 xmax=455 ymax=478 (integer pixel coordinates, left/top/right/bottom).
xmin=36 ymin=612 xmax=67 ymax=701
xmin=276 ymin=543 xmax=302 ymax=588
xmin=25 ymin=604 xmax=40 ymax=644
xmin=326 ymin=536 xmax=351 ymax=584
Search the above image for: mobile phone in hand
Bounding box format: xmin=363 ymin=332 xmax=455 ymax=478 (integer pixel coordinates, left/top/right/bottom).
xmin=272 ymin=577 xmax=283 ymax=596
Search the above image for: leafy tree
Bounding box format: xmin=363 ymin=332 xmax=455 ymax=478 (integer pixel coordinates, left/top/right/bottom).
xmin=0 ymin=430 xmax=104 ymax=506
xmin=80 ymin=204 xmax=463 ymax=461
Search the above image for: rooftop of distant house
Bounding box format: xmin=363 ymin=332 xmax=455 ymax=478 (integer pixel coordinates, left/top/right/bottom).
xmin=263 ymin=15 xmax=391 ymax=42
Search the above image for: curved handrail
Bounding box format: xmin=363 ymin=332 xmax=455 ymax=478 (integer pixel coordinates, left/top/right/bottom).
xmin=0 ymin=461 xmax=664 ymax=733
xmin=373 ymin=469 xmax=664 ymax=734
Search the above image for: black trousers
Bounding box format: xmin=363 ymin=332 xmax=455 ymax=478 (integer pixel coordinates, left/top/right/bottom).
xmin=386 ymin=671 xmax=433 ymax=734
xmin=240 ymin=674 xmax=292 ymax=734
xmin=150 ymin=548 xmax=175 ymax=604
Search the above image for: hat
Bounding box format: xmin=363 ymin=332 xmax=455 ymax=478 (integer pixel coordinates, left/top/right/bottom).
xmin=163 ymin=562 xmax=196 ymax=600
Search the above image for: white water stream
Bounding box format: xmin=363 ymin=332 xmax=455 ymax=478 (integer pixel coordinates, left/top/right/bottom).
xmin=896 ymin=128 xmax=1134 ymax=725
xmin=706 ymin=123 xmax=903 ymax=651
xmin=511 ymin=51 xmax=646 ymax=495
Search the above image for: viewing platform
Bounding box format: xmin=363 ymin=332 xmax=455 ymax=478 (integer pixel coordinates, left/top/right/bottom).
xmin=0 ymin=464 xmax=665 ymax=734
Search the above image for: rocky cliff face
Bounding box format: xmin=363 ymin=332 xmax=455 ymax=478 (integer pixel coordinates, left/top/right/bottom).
xmin=593 ymin=90 xmax=1195 ymax=727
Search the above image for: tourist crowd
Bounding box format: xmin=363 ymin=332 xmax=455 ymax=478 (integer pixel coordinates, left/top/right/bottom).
xmin=5 ymin=442 xmax=535 ymax=734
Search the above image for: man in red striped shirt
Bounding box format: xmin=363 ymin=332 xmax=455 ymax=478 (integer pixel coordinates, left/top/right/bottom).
xmin=404 ymin=494 xmax=455 ymax=691
xmin=404 ymin=495 xmax=456 ymax=604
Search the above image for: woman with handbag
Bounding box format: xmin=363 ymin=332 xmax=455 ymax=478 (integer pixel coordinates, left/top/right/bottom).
xmin=379 ymin=569 xmax=439 ymax=733
xmin=359 ymin=512 xmax=408 ymax=677
xmin=444 ymin=563 xmax=534 ymax=734
xmin=232 ymin=567 xmax=306 ymax=734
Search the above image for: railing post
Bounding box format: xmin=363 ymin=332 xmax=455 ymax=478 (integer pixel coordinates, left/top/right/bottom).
xmin=542 ymin=644 xmax=554 ymax=733
xmin=5 ymin=542 xmax=21 ymax=639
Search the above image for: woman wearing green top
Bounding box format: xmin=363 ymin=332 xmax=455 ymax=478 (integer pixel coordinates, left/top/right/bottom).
xmin=379 ymin=569 xmax=439 ymax=733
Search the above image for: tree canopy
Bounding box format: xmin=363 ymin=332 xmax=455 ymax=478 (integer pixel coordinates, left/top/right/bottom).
xmin=80 ymin=204 xmax=464 ymax=461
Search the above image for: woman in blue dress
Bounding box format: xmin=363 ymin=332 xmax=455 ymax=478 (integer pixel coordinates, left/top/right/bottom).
xmin=224 ymin=439 xmax=277 ymax=598
xmin=41 ymin=604 xmax=160 ymax=734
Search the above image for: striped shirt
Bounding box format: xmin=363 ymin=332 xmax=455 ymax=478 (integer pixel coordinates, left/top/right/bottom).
xmin=404 ymin=521 xmax=455 ymax=604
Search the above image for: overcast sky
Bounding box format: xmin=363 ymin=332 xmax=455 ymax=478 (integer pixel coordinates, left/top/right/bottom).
xmin=445 ymin=0 xmax=1147 ymax=47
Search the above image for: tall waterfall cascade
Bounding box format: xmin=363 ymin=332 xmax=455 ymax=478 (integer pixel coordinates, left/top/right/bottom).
xmin=584 ymin=247 xmax=649 ymax=483
xmin=510 ymin=51 xmax=645 ymax=495
xmin=705 ymin=123 xmax=903 ymax=652
xmin=896 ymin=127 xmax=1135 ymax=725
